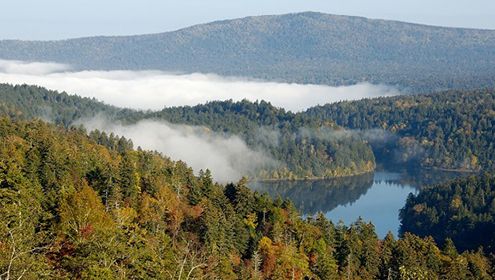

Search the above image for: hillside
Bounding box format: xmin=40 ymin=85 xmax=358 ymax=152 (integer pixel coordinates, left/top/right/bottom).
xmin=3 ymin=83 xmax=495 ymax=176
xmin=0 ymin=117 xmax=492 ymax=278
xmin=0 ymin=84 xmax=376 ymax=179
xmin=1 ymin=12 xmax=495 ymax=91
xmin=306 ymin=89 xmax=495 ymax=172
xmin=400 ymin=174 xmax=495 ymax=253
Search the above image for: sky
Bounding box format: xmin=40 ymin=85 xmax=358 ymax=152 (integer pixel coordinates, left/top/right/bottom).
xmin=1 ymin=0 xmax=495 ymax=40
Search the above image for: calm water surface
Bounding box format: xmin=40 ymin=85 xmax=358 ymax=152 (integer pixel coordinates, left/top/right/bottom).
xmin=250 ymin=169 xmax=468 ymax=237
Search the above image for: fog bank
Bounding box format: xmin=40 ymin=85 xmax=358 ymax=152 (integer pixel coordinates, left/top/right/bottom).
xmin=80 ymin=117 xmax=276 ymax=183
xmin=0 ymin=60 xmax=401 ymax=112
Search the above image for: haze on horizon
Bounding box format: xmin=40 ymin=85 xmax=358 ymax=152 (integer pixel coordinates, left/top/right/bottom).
xmin=1 ymin=0 xmax=495 ymax=40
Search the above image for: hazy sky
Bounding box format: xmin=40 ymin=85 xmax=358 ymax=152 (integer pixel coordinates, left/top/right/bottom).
xmin=2 ymin=0 xmax=495 ymax=40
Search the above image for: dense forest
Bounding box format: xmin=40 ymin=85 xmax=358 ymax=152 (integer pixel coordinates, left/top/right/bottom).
xmin=2 ymin=84 xmax=495 ymax=178
xmin=306 ymin=89 xmax=495 ymax=172
xmin=0 ymin=84 xmax=136 ymax=126
xmin=400 ymin=174 xmax=495 ymax=254
xmin=2 ymin=9 xmax=495 ymax=279
xmin=146 ymin=100 xmax=375 ymax=179
xmin=0 ymin=84 xmax=376 ymax=179
xmin=0 ymin=117 xmax=493 ymax=279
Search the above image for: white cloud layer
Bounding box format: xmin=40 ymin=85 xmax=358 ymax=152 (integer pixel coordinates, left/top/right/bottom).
xmin=0 ymin=60 xmax=401 ymax=112
xmin=0 ymin=60 xmax=402 ymax=181
xmin=0 ymin=59 xmax=70 ymax=75
xmin=80 ymin=118 xmax=276 ymax=183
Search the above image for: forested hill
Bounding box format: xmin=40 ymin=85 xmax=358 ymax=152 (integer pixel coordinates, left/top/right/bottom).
xmin=0 ymin=84 xmax=376 ymax=179
xmin=1 ymin=12 xmax=495 ymax=91
xmin=0 ymin=117 xmax=493 ymax=278
xmin=3 ymin=83 xmax=495 ymax=176
xmin=400 ymin=174 xmax=495 ymax=253
xmin=306 ymin=89 xmax=495 ymax=172
xmin=3 ymin=83 xmax=495 ymax=175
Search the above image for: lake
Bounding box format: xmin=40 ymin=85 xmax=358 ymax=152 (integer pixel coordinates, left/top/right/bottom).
xmin=250 ymin=169 xmax=469 ymax=237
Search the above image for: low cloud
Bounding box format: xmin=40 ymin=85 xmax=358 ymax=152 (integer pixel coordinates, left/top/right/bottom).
xmin=0 ymin=60 xmax=404 ymax=180
xmin=297 ymin=127 xmax=397 ymax=143
xmin=79 ymin=117 xmax=277 ymax=183
xmin=0 ymin=60 xmax=401 ymax=112
xmin=0 ymin=59 xmax=70 ymax=75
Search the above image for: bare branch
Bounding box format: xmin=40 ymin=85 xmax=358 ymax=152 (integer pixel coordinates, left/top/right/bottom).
xmin=185 ymin=263 xmax=207 ymax=280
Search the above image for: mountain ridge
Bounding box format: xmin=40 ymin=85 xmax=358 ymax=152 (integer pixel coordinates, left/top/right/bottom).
xmin=1 ymin=12 xmax=495 ymax=91
xmin=4 ymin=11 xmax=495 ymax=43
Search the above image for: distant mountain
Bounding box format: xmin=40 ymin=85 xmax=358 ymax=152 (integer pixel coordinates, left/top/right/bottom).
xmin=1 ymin=12 xmax=495 ymax=91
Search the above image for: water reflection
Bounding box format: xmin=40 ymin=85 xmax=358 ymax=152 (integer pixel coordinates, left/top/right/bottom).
xmin=250 ymin=169 xmax=470 ymax=237
xmin=250 ymin=173 xmax=374 ymax=215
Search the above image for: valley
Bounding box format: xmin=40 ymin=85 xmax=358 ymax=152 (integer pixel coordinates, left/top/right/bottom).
xmin=1 ymin=8 xmax=495 ymax=279
xmin=252 ymin=168 xmax=469 ymax=237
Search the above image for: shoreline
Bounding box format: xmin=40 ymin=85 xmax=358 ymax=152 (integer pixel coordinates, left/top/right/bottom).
xmin=251 ymin=169 xmax=374 ymax=183
xmin=250 ymin=166 xmax=477 ymax=183
xmin=424 ymin=166 xmax=478 ymax=173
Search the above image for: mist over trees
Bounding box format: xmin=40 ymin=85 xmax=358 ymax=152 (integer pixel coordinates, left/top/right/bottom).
xmin=0 ymin=84 xmax=376 ymax=180
xmin=306 ymin=89 xmax=495 ymax=172
xmin=2 ymin=83 xmax=495 ymax=179
xmin=2 ymin=83 xmax=495 ymax=178
xmin=0 ymin=117 xmax=492 ymax=279
xmin=1 ymin=8 xmax=495 ymax=279
xmin=1 ymin=83 xmax=495 ymax=278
